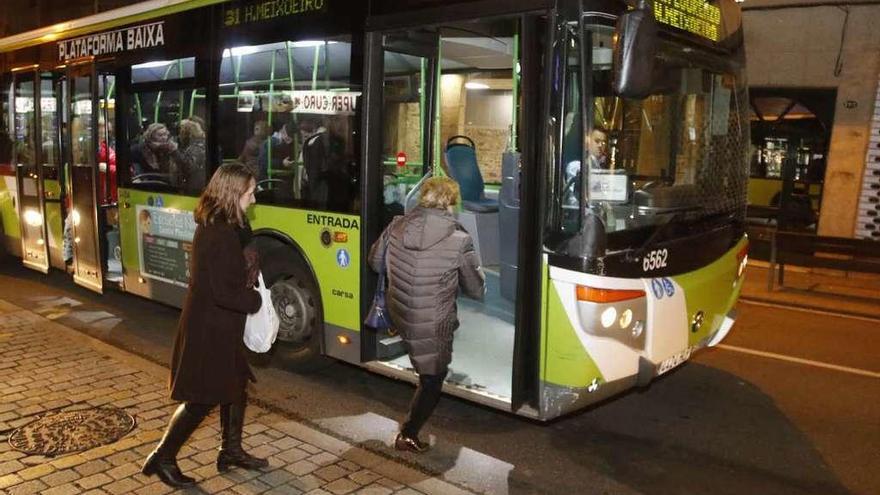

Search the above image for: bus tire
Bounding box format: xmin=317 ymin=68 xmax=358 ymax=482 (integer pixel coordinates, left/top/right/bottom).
xmin=260 ymin=245 xmax=328 ymax=372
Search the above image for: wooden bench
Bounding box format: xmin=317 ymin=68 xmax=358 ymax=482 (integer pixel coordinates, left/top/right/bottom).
xmin=768 ymin=231 xmax=880 ymax=290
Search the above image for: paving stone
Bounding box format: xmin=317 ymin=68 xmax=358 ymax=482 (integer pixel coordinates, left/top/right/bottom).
xmin=354 ymin=484 xmax=393 ymax=495
xmin=324 ymin=477 xmax=361 ymax=495
xmin=103 ymin=477 xmax=143 ymax=494
xmin=274 ymin=447 xmax=310 ymax=464
xmin=105 ymin=462 xmax=141 ymax=480
xmin=75 ymin=472 xmax=114 ymax=490
xmin=74 ymin=459 xmax=112 ymax=477
xmin=16 ymin=462 xmax=55 ymax=480
xmin=6 ymin=479 xmax=48 ymax=495
xmin=0 ymin=473 xmax=23 ymax=489
xmin=286 ymin=459 xmax=320 ymax=476
xmin=348 ymin=469 xmax=382 ymax=486
xmin=41 ymin=483 xmax=83 ymax=495
xmin=0 ymin=459 xmax=26 ymax=476
xmin=41 ymin=468 xmax=82 ymax=487
xmin=314 ymin=464 xmax=350 ymax=482
xmin=230 ymin=477 xmax=273 ymax=494
xmin=257 ymin=467 xmax=296 ymax=487
xmin=200 ymin=475 xmax=236 ymax=492
xmin=310 ymin=452 xmax=340 ymax=466
xmin=134 ymin=480 xmax=175 ymax=495
xmin=288 ymin=473 xmax=324 ymax=493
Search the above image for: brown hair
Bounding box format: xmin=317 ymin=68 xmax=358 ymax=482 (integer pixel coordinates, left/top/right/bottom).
xmin=418 ymin=176 xmax=460 ymax=209
xmin=194 ymin=163 xmax=256 ymax=227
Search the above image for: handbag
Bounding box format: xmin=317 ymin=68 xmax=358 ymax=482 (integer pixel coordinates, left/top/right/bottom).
xmin=244 ymin=272 xmax=280 ymax=353
xmin=364 ymin=232 xmax=393 ymax=331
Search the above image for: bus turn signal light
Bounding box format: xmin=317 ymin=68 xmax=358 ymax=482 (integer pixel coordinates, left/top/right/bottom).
xmin=576 ymin=286 xmax=646 ymax=303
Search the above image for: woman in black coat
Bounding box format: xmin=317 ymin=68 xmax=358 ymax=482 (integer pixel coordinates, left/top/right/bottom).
xmin=142 ymin=163 xmax=268 ymax=488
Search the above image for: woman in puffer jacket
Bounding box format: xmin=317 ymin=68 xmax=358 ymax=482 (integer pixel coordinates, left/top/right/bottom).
xmin=369 ymin=176 xmax=485 ymax=453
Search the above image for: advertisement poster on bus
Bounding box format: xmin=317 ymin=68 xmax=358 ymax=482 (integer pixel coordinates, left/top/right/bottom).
xmin=135 ymin=205 xmax=197 ymax=287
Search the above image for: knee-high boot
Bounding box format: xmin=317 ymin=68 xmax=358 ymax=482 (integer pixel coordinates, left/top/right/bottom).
xmin=142 ymin=403 xmax=210 ymax=488
xmin=217 ymin=401 xmax=269 ymax=472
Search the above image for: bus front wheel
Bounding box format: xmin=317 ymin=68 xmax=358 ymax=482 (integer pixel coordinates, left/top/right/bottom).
xmin=263 ymin=255 xmax=326 ymax=371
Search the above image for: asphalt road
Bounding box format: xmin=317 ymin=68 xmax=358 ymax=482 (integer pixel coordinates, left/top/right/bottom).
xmin=1 ymin=257 xmax=877 ymax=495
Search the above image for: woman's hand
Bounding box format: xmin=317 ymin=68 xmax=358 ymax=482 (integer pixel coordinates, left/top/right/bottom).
xmin=243 ymin=246 xmax=260 ymax=288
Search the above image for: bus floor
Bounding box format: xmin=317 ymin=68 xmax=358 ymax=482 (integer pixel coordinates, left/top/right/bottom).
xmin=379 ymin=268 xmax=515 ymax=402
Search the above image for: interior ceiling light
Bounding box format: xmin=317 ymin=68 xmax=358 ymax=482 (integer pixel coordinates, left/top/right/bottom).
xmin=133 ymin=60 xmax=173 ymax=69
xmin=465 ymin=82 xmax=490 ymax=90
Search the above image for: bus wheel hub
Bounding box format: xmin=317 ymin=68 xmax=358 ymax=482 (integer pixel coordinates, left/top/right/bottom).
xmin=270 ymin=278 xmax=313 ymax=344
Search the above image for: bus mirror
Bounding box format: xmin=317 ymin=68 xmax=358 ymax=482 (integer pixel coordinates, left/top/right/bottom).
xmin=613 ymin=1 xmax=658 ymax=99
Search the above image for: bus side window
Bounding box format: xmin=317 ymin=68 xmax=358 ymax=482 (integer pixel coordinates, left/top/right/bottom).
xmin=123 ymin=88 xmax=208 ymax=195
xmin=216 ymin=38 xmax=361 ymax=213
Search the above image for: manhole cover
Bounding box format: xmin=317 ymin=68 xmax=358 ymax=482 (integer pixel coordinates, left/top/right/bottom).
xmin=8 ymin=407 xmax=136 ymax=456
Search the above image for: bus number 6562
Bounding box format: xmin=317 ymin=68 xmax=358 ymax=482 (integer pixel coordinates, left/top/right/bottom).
xmin=643 ymin=249 xmax=668 ymax=272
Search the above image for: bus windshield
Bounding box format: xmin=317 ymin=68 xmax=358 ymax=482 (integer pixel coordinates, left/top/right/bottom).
xmin=547 ymin=20 xmax=749 ymax=258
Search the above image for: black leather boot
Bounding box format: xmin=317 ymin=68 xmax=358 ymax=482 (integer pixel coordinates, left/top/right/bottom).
xmin=217 ymin=401 xmax=269 ymax=472
xmin=142 ymin=403 xmax=209 ymax=488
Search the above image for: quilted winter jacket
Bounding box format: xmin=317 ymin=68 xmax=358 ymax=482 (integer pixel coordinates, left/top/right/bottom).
xmin=369 ymin=207 xmax=485 ymax=375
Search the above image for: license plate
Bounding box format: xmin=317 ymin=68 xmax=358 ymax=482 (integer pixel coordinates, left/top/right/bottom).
xmin=656 ymin=347 xmax=694 ymax=375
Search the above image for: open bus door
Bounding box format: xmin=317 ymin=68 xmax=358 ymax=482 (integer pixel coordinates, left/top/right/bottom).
xmin=66 ymin=62 xmax=103 ymax=293
xmin=362 ymin=12 xmax=546 ymax=414
xmin=12 ymin=68 xmax=50 ymax=272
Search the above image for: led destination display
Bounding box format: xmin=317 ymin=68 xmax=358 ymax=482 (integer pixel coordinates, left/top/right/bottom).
xmin=654 ymin=0 xmax=722 ymax=42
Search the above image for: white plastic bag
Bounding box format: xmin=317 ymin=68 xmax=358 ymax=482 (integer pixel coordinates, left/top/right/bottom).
xmin=244 ymin=272 xmax=279 ymax=353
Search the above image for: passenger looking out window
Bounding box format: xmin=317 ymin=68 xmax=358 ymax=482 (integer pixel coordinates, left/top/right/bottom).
xmin=130 ymin=123 xmax=182 ymax=181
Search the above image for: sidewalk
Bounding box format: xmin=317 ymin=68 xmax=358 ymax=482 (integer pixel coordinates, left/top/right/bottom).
xmin=740 ymin=263 xmax=880 ymax=319
xmin=0 ymin=300 xmax=473 ymax=495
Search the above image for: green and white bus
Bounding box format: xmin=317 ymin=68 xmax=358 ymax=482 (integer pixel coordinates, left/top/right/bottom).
xmin=0 ymin=0 xmax=749 ymax=420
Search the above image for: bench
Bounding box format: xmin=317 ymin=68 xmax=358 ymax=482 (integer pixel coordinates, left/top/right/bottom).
xmin=768 ymin=231 xmax=880 ymax=290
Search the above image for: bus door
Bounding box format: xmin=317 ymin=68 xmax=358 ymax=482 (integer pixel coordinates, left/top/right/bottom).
xmin=66 ymin=62 xmax=103 ymax=293
xmin=96 ymin=68 xmax=122 ymax=283
xmin=362 ymin=27 xmax=439 ymax=362
xmin=40 ymin=72 xmax=66 ymax=271
xmin=363 ymin=15 xmax=545 ymax=412
xmin=12 ymin=69 xmax=50 ymax=272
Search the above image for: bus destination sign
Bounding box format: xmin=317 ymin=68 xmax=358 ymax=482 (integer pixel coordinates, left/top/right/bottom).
xmin=57 ymin=21 xmax=165 ymax=62
xmin=223 ymin=0 xmax=327 ymax=27
xmin=653 ymin=0 xmax=721 ymax=42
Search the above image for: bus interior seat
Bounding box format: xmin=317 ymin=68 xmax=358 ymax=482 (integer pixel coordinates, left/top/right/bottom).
xmin=444 ymin=135 xmax=499 ymax=266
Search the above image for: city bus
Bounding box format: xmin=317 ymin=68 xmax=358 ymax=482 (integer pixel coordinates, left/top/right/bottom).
xmin=0 ymin=0 xmax=749 ymax=420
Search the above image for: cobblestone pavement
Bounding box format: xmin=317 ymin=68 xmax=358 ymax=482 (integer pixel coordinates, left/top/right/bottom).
xmin=0 ymin=300 xmax=473 ymax=495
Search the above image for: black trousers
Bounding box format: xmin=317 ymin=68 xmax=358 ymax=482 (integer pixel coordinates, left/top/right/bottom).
xmin=401 ymin=372 xmax=447 ymax=438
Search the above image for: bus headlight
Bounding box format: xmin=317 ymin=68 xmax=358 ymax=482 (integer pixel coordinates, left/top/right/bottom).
xmin=24 ymin=209 xmax=43 ymax=227
xmin=618 ymin=309 xmax=633 ymax=328
xmin=600 ymin=307 xmax=617 ymax=328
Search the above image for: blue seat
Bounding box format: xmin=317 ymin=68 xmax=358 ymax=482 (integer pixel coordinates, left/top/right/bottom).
xmin=444 ymin=136 xmax=499 ymax=213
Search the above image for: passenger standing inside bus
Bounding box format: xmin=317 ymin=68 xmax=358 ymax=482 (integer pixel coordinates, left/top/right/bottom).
xmin=238 ymin=120 xmax=269 ymax=175
xmin=142 ymin=164 xmax=268 ymax=488
xmin=177 ymin=118 xmax=207 ymax=191
xmin=368 ymin=177 xmax=486 ymax=453
xmin=129 ymin=123 xmax=181 ymax=181
xmin=299 ymin=116 xmax=330 ymax=207
xmin=257 ymin=121 xmax=293 ymax=181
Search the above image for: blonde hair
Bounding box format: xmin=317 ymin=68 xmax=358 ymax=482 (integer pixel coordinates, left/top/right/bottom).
xmin=418 ymin=176 xmax=460 ymax=209
xmin=194 ymin=163 xmax=255 ymax=227
xmin=179 ymin=119 xmax=205 ymax=147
